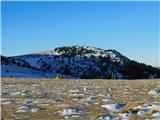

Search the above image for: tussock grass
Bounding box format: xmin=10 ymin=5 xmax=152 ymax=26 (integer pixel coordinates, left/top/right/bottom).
xmin=1 ymin=78 xmax=160 ymax=120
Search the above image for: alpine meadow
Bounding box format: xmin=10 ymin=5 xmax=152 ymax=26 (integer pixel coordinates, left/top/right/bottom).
xmin=1 ymin=1 xmax=160 ymax=120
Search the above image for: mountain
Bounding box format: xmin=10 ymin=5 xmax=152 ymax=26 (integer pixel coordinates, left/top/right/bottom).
xmin=1 ymin=45 xmax=160 ymax=79
xmin=155 ymin=66 xmax=160 ymax=70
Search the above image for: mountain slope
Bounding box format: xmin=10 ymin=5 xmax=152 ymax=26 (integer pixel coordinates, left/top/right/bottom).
xmin=1 ymin=45 xmax=160 ymax=79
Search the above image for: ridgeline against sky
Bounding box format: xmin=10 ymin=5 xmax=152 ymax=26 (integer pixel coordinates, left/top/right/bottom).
xmin=2 ymin=1 xmax=159 ymax=66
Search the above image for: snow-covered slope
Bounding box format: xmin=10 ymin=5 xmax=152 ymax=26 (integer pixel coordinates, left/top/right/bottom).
xmin=1 ymin=45 xmax=160 ymax=79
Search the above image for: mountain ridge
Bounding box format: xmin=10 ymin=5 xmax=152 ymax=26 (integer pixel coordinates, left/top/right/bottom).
xmin=1 ymin=45 xmax=160 ymax=79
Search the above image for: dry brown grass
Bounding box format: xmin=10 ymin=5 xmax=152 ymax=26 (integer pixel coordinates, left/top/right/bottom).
xmin=1 ymin=78 xmax=160 ymax=120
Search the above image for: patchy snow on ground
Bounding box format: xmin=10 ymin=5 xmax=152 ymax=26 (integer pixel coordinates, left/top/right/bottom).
xmin=1 ymin=79 xmax=160 ymax=120
xmin=60 ymin=108 xmax=85 ymax=117
xmin=148 ymin=90 xmax=160 ymax=96
xmin=97 ymin=113 xmax=114 ymax=120
xmin=101 ymin=103 xmax=126 ymax=112
xmin=137 ymin=104 xmax=160 ymax=116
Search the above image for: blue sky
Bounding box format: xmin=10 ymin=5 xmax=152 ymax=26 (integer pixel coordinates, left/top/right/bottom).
xmin=1 ymin=1 xmax=159 ymax=66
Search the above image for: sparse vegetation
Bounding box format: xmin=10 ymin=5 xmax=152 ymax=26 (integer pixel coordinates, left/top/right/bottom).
xmin=1 ymin=78 xmax=160 ymax=120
